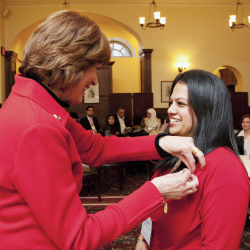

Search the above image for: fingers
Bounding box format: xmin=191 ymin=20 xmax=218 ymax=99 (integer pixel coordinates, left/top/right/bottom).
xmin=195 ymin=150 xmax=206 ymax=169
xmin=159 ymin=136 xmax=206 ymax=172
xmin=180 ymin=151 xmax=196 ymax=173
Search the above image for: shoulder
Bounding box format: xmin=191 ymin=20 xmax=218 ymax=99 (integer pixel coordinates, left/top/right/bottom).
xmin=80 ymin=116 xmax=88 ymax=122
xmin=236 ymin=130 xmax=244 ymax=137
xmin=205 ymin=147 xmax=241 ymax=169
xmin=201 ymin=147 xmax=248 ymax=185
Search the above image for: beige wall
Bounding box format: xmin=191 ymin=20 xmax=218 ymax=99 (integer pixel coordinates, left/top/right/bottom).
xmin=1 ymin=3 xmax=250 ymax=107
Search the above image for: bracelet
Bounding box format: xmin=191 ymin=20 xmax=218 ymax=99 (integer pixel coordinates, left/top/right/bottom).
xmin=137 ymin=238 xmax=146 ymax=242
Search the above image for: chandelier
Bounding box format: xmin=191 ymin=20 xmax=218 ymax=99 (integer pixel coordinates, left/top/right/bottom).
xmin=229 ymin=1 xmax=250 ymax=31
xmin=139 ymin=1 xmax=166 ymax=30
xmin=62 ymin=1 xmax=69 ymax=10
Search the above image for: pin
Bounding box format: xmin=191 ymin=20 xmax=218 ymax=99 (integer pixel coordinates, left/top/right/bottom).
xmin=162 ymin=200 xmax=168 ymax=214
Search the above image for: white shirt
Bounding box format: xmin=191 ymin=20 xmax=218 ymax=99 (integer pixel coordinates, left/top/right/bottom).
xmin=238 ymin=130 xmax=250 ymax=155
xmin=118 ymin=116 xmax=126 ymax=134
xmin=87 ymin=116 xmax=97 ymax=134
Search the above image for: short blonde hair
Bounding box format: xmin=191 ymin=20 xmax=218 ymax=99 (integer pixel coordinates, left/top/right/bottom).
xmin=19 ymin=10 xmax=111 ymax=88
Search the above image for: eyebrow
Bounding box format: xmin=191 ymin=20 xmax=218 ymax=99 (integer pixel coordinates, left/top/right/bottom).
xmin=169 ymin=97 xmax=188 ymax=101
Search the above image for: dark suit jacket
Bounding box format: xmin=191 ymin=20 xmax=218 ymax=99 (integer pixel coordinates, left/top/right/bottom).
xmin=80 ymin=116 xmax=100 ymax=132
xmin=236 ymin=132 xmax=244 ymax=155
xmin=114 ymin=115 xmax=129 ymax=135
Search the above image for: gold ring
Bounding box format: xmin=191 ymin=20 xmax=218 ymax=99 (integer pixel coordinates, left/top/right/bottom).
xmin=192 ymin=147 xmax=200 ymax=155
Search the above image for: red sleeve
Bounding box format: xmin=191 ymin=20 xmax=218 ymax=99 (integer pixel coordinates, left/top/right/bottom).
xmin=14 ymin=124 xmax=164 ymax=250
xmin=200 ymin=154 xmax=250 ymax=249
xmin=67 ymin=117 xmax=162 ymax=167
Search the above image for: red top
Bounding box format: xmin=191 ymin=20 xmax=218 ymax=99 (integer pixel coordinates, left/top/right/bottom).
xmin=0 ymin=75 xmax=164 ymax=250
xmin=148 ymin=148 xmax=250 ymax=250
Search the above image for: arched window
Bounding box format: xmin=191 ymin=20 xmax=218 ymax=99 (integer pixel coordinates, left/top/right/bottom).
xmin=108 ymin=38 xmax=136 ymax=58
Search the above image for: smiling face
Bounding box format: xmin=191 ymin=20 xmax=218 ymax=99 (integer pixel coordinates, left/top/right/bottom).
xmin=54 ymin=63 xmax=102 ymax=104
xmin=242 ymin=117 xmax=250 ymax=131
xmin=168 ymin=82 xmax=197 ymax=137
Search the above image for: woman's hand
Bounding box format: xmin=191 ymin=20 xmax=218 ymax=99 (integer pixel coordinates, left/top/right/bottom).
xmin=135 ymin=241 xmax=147 ymax=250
xmin=159 ymin=135 xmax=206 ymax=173
xmin=135 ymin=235 xmax=147 ymax=250
xmin=151 ymin=168 xmax=199 ymax=200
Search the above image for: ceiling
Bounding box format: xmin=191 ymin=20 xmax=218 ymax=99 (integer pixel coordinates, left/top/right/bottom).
xmin=1 ymin=0 xmax=250 ymax=6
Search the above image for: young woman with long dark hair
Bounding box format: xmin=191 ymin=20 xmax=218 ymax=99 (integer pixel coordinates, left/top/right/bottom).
xmin=103 ymin=114 xmax=118 ymax=136
xmin=136 ymin=70 xmax=250 ymax=250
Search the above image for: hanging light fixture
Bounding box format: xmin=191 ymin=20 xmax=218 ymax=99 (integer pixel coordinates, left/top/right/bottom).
xmin=229 ymin=1 xmax=250 ymax=31
xmin=62 ymin=1 xmax=69 ymax=10
xmin=139 ymin=1 xmax=166 ymax=30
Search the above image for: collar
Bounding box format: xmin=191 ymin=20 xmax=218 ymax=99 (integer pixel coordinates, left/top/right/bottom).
xmin=37 ymin=81 xmax=70 ymax=108
xmin=238 ymin=130 xmax=244 ymax=137
xmin=13 ymin=74 xmax=70 ymax=126
xmin=118 ymin=115 xmax=125 ymax=120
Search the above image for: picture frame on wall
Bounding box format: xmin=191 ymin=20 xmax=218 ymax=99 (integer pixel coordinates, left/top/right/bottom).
xmin=84 ymin=82 xmax=100 ymax=103
xmin=161 ymin=81 xmax=172 ymax=103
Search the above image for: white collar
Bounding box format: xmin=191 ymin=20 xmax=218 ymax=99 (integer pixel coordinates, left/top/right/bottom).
xmin=118 ymin=115 xmax=125 ymax=120
xmin=238 ymin=130 xmax=244 ymax=136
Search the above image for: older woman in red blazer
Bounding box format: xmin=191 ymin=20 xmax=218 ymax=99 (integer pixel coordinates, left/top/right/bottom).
xmin=0 ymin=10 xmax=205 ymax=250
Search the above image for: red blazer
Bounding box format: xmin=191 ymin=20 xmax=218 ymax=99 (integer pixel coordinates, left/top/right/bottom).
xmin=0 ymin=75 xmax=164 ymax=250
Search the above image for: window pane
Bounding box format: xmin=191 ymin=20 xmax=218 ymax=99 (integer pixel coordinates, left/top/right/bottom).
xmin=112 ymin=50 xmax=123 ymax=57
xmin=109 ymin=41 xmax=133 ymax=58
xmin=122 ymin=48 xmax=131 ymax=57
xmin=114 ymin=43 xmax=123 ymax=51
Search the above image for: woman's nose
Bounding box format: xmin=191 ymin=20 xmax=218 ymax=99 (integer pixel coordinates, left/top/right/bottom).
xmin=168 ymin=103 xmax=177 ymax=114
xmin=91 ymin=74 xmax=98 ymax=86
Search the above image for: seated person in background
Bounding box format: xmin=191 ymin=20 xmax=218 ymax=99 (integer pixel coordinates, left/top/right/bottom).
xmin=80 ymin=106 xmax=100 ymax=134
xmin=114 ymin=107 xmax=129 ymax=137
xmin=159 ymin=116 xmax=169 ymax=133
xmin=103 ymin=114 xmax=119 ymax=137
xmin=130 ymin=115 xmax=147 ymax=133
xmin=70 ymin=112 xmax=79 ymax=123
xmin=144 ymin=108 xmax=162 ymax=134
xmin=136 ymin=70 xmax=250 ymax=250
xmin=236 ymin=114 xmax=250 ymax=156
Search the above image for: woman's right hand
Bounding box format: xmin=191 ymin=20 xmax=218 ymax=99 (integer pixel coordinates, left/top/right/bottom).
xmin=135 ymin=241 xmax=147 ymax=250
xmin=135 ymin=236 xmax=147 ymax=250
xmin=151 ymin=168 xmax=199 ymax=200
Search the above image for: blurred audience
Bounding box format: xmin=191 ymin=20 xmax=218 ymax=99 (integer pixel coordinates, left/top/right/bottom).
xmin=69 ymin=112 xmax=79 ymax=123
xmin=114 ymin=108 xmax=129 ymax=137
xmin=80 ymin=106 xmax=100 ymax=134
xmin=130 ymin=115 xmax=147 ymax=132
xmin=159 ymin=116 xmax=169 ymax=133
xmin=103 ymin=114 xmax=118 ymax=137
xmin=144 ymin=108 xmax=162 ymax=134
xmin=236 ymin=114 xmax=250 ymax=156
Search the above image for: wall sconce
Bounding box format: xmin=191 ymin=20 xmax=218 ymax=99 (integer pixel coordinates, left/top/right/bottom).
xmin=177 ymin=62 xmax=188 ymax=73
